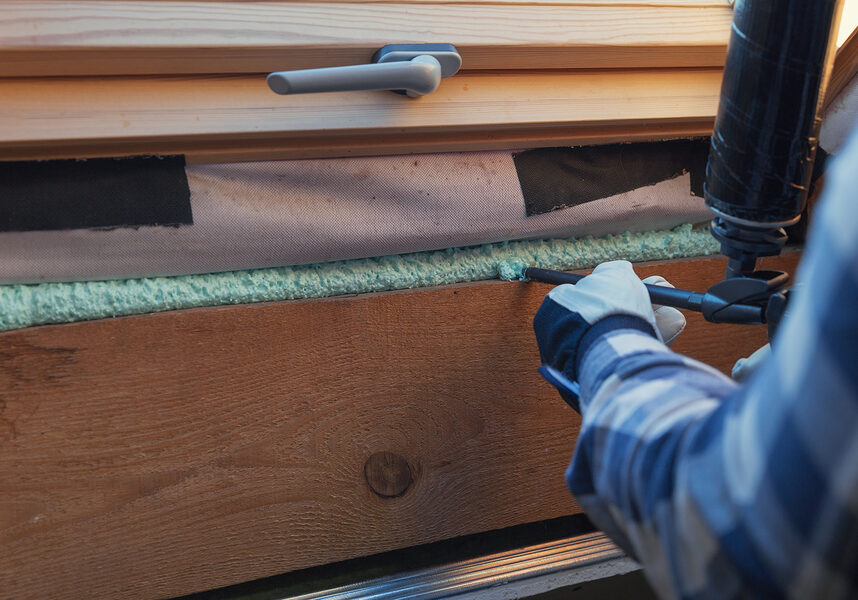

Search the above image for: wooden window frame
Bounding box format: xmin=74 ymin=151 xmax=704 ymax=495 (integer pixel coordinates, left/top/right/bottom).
xmin=0 ymin=2 xmax=854 ymax=162
xmin=3 ymin=1 xmax=734 ymax=77
xmin=1 ymin=0 xmax=735 ymax=161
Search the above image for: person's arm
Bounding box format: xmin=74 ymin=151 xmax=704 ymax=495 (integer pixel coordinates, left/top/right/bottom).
xmin=534 ymin=132 xmax=858 ymax=599
xmin=534 ymin=262 xmax=742 ymax=596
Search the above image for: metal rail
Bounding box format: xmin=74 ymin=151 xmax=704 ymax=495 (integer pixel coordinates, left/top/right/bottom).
xmin=286 ymin=532 xmax=631 ymax=600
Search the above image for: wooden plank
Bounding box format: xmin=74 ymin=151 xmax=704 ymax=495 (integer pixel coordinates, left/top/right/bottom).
xmin=828 ymin=27 xmax=858 ymax=106
xmin=178 ymin=121 xmax=715 ymax=164
xmin=0 ymin=2 xmax=732 ymax=77
xmin=82 ymin=0 xmax=729 ymax=4
xmin=0 ymin=252 xmax=799 ymax=600
xmin=0 ymin=68 xmax=722 ymax=162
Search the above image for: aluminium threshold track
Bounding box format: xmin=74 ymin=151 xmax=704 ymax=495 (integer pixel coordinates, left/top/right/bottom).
xmin=286 ymin=532 xmax=636 ymax=600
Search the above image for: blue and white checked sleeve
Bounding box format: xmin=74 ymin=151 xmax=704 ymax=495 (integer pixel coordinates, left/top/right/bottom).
xmin=567 ymin=130 xmax=858 ymax=599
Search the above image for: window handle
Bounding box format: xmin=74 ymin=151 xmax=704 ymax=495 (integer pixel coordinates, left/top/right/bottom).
xmin=267 ymin=44 xmax=462 ymax=98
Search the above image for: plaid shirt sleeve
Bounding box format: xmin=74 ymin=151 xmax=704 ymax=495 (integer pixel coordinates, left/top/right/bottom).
xmin=568 ymin=130 xmax=858 ymax=599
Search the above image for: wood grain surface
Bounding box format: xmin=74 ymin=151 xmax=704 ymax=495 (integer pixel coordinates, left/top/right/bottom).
xmin=1 ymin=44 xmax=850 ymax=163
xmin=0 ymin=2 xmax=732 ymax=77
xmin=68 ymin=0 xmax=729 ymax=4
xmin=2 ymin=2 xmax=853 ymax=164
xmin=0 ymin=68 xmax=722 ymax=162
xmin=0 ymin=252 xmax=799 ymax=599
xmin=830 ymin=27 xmax=858 ymax=104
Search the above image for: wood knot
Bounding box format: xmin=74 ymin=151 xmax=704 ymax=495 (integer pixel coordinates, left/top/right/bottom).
xmin=364 ymin=451 xmax=413 ymax=498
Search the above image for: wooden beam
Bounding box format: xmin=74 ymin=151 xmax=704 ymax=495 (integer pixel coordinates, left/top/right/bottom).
xmin=828 ymin=27 xmax=858 ymax=106
xmin=0 ymin=2 xmax=732 ymax=77
xmin=77 ymin=0 xmax=728 ymax=4
xmin=6 ymin=40 xmax=854 ymax=163
xmin=0 ymin=252 xmax=799 ymax=600
xmin=6 ymin=2 xmax=854 ymax=164
xmin=0 ymin=68 xmax=721 ymax=162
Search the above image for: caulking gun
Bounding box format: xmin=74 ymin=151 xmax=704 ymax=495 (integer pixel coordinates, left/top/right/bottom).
xmin=529 ymin=0 xmax=845 ymax=399
xmin=529 ymin=0 xmax=844 ymax=342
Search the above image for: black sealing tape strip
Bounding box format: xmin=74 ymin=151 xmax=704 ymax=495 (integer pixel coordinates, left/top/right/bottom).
xmin=0 ymin=155 xmax=192 ymax=232
xmin=513 ymin=139 xmax=710 ymax=217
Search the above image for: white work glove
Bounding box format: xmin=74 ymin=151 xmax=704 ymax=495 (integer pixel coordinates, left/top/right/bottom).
xmin=641 ymin=275 xmax=687 ymax=346
xmin=543 ymin=261 xmax=686 ymax=345
xmin=732 ymin=343 xmax=771 ymax=381
xmin=533 ymin=261 xmax=687 ymax=411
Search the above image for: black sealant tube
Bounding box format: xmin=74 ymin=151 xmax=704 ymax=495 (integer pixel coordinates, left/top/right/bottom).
xmin=705 ymin=0 xmax=844 ymax=226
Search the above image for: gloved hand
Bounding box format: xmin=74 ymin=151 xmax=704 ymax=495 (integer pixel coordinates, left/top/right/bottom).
xmin=641 ymin=275 xmax=687 ymax=346
xmin=732 ymin=343 xmax=770 ymax=382
xmin=533 ymin=261 xmax=685 ymax=410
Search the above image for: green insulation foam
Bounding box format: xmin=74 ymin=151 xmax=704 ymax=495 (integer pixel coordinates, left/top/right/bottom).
xmin=0 ymin=224 xmax=718 ymax=332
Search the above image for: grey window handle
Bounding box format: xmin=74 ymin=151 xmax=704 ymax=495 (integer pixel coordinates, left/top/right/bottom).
xmin=267 ymin=44 xmax=461 ymax=98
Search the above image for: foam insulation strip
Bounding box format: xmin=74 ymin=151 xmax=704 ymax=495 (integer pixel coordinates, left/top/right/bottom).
xmin=0 ymin=224 xmax=718 ymax=332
